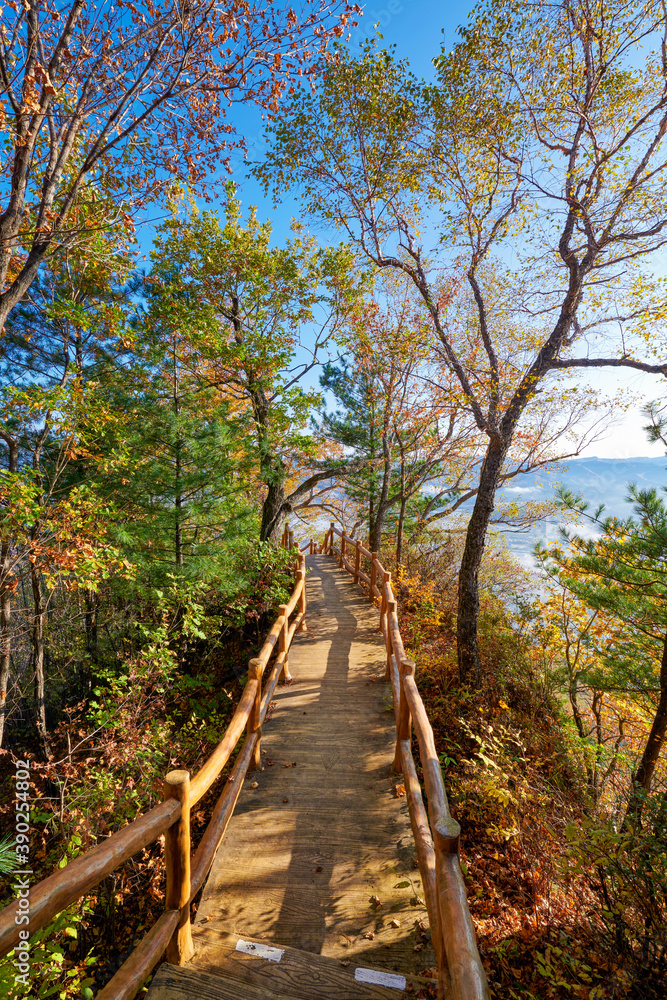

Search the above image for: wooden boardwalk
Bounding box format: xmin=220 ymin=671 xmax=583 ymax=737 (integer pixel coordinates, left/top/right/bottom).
xmin=148 ymin=555 xmax=438 ymax=1000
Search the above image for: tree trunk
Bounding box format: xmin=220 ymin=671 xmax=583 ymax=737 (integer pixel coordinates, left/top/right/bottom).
xmin=369 ymin=432 xmax=392 ymax=553
xmin=396 ymin=496 xmax=407 ymax=569
xmin=457 ymin=439 xmax=507 ymax=684
xmin=395 ymin=444 xmax=407 ymax=569
xmin=259 ymin=462 xmax=286 ymax=543
xmin=625 ymin=630 xmax=667 ymax=824
xmin=0 ymin=432 xmax=18 ymax=749
xmin=0 ymin=537 xmax=12 ymax=750
xmin=173 ymin=346 xmax=184 ymax=568
xmin=84 ymin=589 xmax=98 ymax=695
xmin=30 ymin=559 xmax=51 ymax=759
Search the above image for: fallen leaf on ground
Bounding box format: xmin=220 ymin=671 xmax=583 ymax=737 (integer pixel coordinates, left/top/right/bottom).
xmin=283 ymin=797 xmax=289 ymax=803
xmin=370 ymin=894 xmax=382 ymax=907
xmin=390 ymin=918 xmax=400 ymax=928
xmin=395 ymin=784 xmax=406 ymax=798
xmin=251 ymin=782 xmax=259 ymax=789
xmin=364 ymin=931 xmax=375 ymax=940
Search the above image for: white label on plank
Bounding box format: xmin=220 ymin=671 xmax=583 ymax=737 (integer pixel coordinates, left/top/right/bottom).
xmin=355 ymin=967 xmax=407 ymax=990
xmin=235 ymin=939 xmax=284 ymax=963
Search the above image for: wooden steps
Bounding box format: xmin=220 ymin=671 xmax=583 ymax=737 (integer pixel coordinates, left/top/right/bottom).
xmin=147 ymin=558 xmax=443 ymax=1000
xmin=192 ymin=556 xmax=436 ymax=972
xmin=148 ymin=931 xmax=438 ymax=999
xmin=191 ymin=929 xmax=437 ymax=999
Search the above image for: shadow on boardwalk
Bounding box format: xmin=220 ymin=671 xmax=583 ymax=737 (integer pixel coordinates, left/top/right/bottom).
xmin=192 ymin=555 xmax=436 ymax=975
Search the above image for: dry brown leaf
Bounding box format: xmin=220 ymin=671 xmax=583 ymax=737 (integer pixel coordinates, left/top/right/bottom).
xmin=370 ymin=894 xmax=382 ymax=907
xmin=364 ymin=931 xmax=375 ymax=940
xmin=395 ymin=784 xmax=406 ymax=798
xmin=390 ymin=918 xmax=400 ymax=928
xmin=251 ymin=781 xmax=259 ymax=789
xmin=283 ymin=797 xmax=289 ymax=803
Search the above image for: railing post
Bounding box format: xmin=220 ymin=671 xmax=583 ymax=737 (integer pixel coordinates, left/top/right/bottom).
xmin=297 ymin=569 xmax=307 ymax=631
xmin=354 ymin=538 xmax=361 ymax=584
xmin=339 ymin=532 xmax=345 ymax=568
xmin=247 ymin=658 xmax=263 ymax=770
xmin=282 ymin=522 xmax=289 ymax=548
xmin=385 ymin=598 xmax=396 ymax=679
xmin=329 ymin=522 xmax=335 ymax=555
xmin=163 ymin=770 xmax=193 ymax=965
xmin=393 ymin=659 xmax=415 ymax=771
xmin=370 ymin=552 xmax=378 ymax=602
xmin=288 ymin=528 xmax=295 ymax=550
xmin=378 ymin=571 xmax=391 ymax=635
xmin=278 ymin=604 xmax=292 ymax=682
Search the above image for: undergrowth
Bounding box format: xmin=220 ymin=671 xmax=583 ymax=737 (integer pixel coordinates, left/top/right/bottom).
xmin=390 ymin=547 xmax=666 ymax=1000
xmin=0 ymin=543 xmax=296 ymax=999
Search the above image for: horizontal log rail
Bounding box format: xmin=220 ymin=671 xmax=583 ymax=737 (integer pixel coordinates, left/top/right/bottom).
xmin=0 ymin=535 xmax=307 ymax=1000
xmin=321 ymin=523 xmax=490 ymax=1000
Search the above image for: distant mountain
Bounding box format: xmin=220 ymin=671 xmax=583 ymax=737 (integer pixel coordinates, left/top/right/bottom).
xmin=492 ymin=456 xmax=667 ymax=564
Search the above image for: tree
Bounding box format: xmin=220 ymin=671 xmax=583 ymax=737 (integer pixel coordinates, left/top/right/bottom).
xmin=0 ymin=243 xmax=134 ymax=749
xmin=316 ymin=282 xmax=478 ymax=556
xmin=536 ymin=486 xmax=667 ymax=822
xmin=0 ymin=0 xmax=360 ymax=330
xmin=257 ymin=3 xmax=667 ymax=682
xmin=528 ymin=580 xmax=631 ymax=806
xmin=148 ymin=193 xmax=361 ymax=541
xmin=104 ymin=262 xmax=258 ymax=582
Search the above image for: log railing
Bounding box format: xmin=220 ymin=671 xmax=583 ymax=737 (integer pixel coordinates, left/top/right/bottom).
xmin=0 ymin=538 xmax=307 ymax=1000
xmin=322 ymin=522 xmax=490 ymax=1000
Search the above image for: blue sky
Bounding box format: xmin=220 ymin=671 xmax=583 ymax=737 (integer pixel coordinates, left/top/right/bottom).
xmin=137 ymin=1 xmax=664 ymax=460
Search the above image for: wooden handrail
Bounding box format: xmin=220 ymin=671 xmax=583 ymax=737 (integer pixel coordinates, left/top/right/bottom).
xmin=323 ymin=524 xmax=490 ymax=1000
xmin=0 ymin=533 xmax=308 ymax=996
xmin=189 ymin=679 xmax=259 ymax=805
xmin=0 ymin=798 xmax=180 ymax=957
xmin=96 ymin=911 xmax=180 ymax=1000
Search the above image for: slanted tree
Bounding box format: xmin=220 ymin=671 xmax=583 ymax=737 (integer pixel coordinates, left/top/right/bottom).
xmin=257 ymin=2 xmax=667 ymax=682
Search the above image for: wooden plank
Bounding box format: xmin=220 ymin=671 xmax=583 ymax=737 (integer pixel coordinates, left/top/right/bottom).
xmin=192 ymin=930 xmax=439 ymax=1000
xmin=193 ymin=556 xmax=437 ymax=976
xmin=147 ymin=964 xmax=295 ymax=1000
